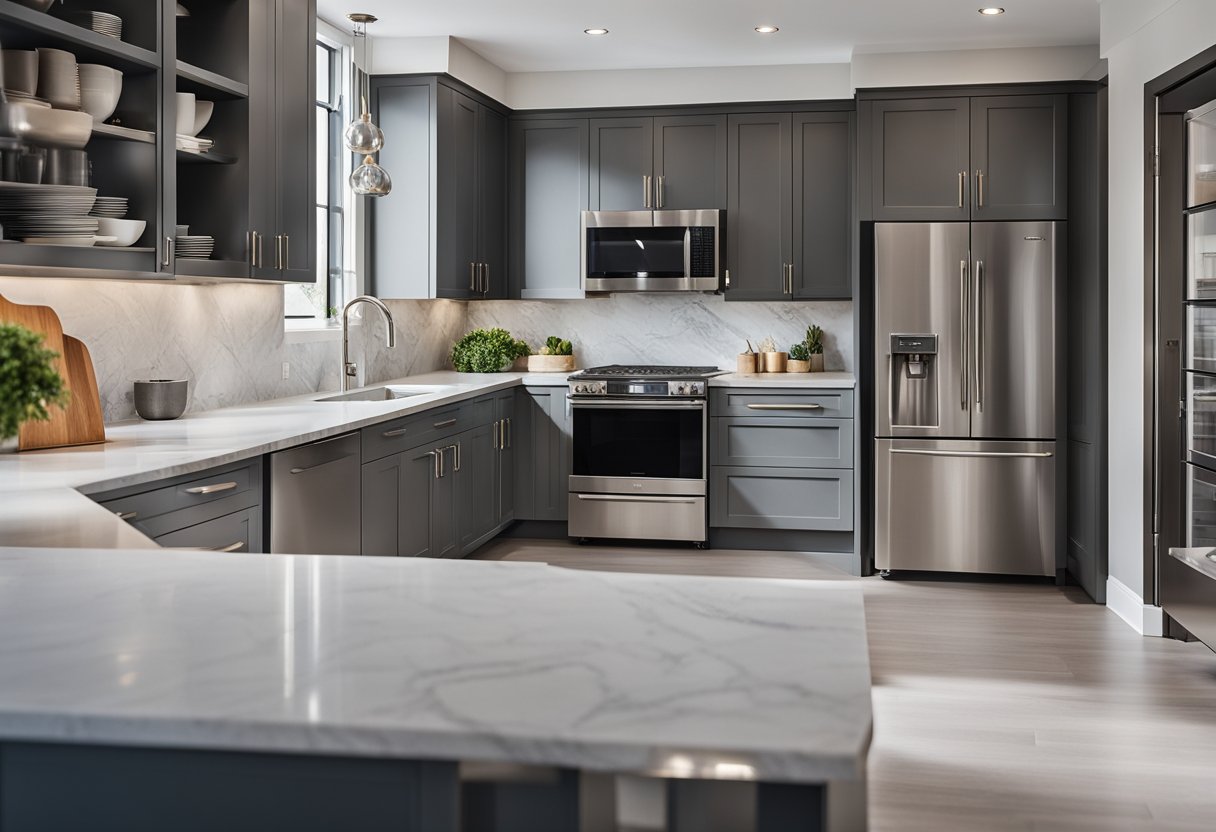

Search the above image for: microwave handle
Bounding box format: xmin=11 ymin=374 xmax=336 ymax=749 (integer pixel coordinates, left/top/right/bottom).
xmin=684 ymin=227 xmax=692 ymax=279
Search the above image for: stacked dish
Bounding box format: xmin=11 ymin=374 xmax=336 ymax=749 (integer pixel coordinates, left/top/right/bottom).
xmin=175 ymin=235 xmax=214 ymax=259
xmin=4 ymin=215 xmax=100 ymax=246
xmin=69 ymin=11 xmax=123 ymax=40
xmin=0 ymin=183 xmax=97 ymax=216
xmin=36 ymin=48 xmax=80 ymax=111
xmin=90 ymin=196 xmax=128 ymax=218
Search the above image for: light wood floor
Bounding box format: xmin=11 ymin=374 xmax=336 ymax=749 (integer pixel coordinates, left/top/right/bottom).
xmin=474 ymin=539 xmax=1216 ymax=831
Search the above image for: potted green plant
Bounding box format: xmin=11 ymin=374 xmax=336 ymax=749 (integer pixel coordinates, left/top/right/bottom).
xmin=806 ymin=325 xmax=825 ymax=372
xmin=528 ymin=335 xmax=575 ymax=373
xmin=787 ymin=341 xmax=811 ymax=373
xmin=0 ymin=323 xmax=70 ymax=452
xmin=450 ymin=328 xmax=532 ymax=373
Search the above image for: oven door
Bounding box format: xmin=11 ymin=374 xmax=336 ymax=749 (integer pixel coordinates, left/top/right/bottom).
xmin=570 ymin=398 xmax=706 ymax=496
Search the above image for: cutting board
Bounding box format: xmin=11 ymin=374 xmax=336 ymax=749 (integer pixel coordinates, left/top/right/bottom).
xmin=0 ymin=293 xmax=105 ymax=451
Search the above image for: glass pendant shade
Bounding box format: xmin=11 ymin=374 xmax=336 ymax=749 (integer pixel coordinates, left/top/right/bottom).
xmin=344 ymin=111 xmax=384 ymax=155
xmin=350 ymin=155 xmax=392 ymax=196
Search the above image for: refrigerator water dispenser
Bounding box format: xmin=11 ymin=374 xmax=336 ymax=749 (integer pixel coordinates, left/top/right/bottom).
xmin=890 ymin=334 xmax=939 ymax=428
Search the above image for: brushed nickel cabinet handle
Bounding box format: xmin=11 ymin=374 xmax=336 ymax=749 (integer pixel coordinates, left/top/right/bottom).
xmin=247 ymin=231 xmax=255 ymax=267
xmin=382 ymin=427 xmax=410 ymax=438
xmin=163 ymin=236 xmax=173 ymax=267
xmin=470 ymin=262 xmax=477 ymax=291
xmin=746 ymin=403 xmax=824 ymax=410
xmin=208 ymin=542 xmax=246 ymax=553
xmin=483 ymin=262 xmax=491 ymax=294
xmin=505 ymin=417 xmax=511 ymax=449
xmin=493 ymin=419 xmax=500 ymax=450
xmin=958 ymin=171 xmax=967 ymax=209
xmin=976 ymin=170 xmax=985 ymax=208
xmin=642 ymin=174 xmax=651 ymax=208
xmin=657 ymin=175 xmax=665 ymax=208
xmin=434 ymin=418 xmax=457 ymax=429
xmin=185 ymin=481 xmax=238 ymax=495
xmin=115 ymin=511 xmax=137 ymax=521
xmin=452 ymin=442 xmax=461 ymax=472
xmin=724 ymin=269 xmax=731 ymax=290
xmin=975 ymin=259 xmax=985 ymax=413
xmin=275 ymin=235 xmax=283 ymax=270
xmin=283 ymin=234 xmax=290 ymax=269
xmin=960 ymin=259 xmax=969 ymax=412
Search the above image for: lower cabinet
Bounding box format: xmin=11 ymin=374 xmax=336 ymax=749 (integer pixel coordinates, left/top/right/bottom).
xmin=153 ymin=507 xmax=262 ymax=554
xmin=710 ymin=467 xmax=854 ymax=531
xmin=457 ymin=420 xmax=499 ymax=554
xmin=494 ymin=390 xmax=516 ymax=527
xmin=513 ymin=386 xmax=572 ymax=522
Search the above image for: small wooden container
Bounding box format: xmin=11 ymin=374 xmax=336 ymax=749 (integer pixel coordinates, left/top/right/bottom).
xmin=786 ymin=359 xmax=811 ymax=373
xmin=527 ymin=354 xmax=577 ymax=373
xmin=762 ymin=351 xmax=788 ymax=373
xmin=809 ymin=354 xmax=825 ymax=372
xmin=737 ymin=353 xmax=758 ymax=374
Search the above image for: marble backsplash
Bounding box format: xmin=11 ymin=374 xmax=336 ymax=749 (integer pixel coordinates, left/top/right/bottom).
xmin=467 ymin=294 xmax=855 ymax=372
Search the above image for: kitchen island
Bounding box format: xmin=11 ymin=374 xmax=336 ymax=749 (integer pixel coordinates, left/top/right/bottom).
xmin=0 ymin=547 xmax=871 ymax=831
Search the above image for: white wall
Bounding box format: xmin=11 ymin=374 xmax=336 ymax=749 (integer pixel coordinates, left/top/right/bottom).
xmin=1100 ymin=0 xmax=1214 ymax=625
xmin=369 ymin=36 xmax=509 ymax=103
xmin=851 ymin=45 xmax=1102 ymax=90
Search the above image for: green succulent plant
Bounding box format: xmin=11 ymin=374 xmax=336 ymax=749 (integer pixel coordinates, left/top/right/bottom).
xmin=0 ymin=324 xmax=70 ymax=441
xmin=789 ymin=342 xmax=811 ymax=361
xmin=805 ymin=325 xmax=824 ymax=355
xmin=540 ymin=336 xmax=573 ymax=356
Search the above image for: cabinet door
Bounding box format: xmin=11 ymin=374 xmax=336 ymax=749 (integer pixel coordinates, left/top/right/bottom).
xmin=154 ymin=508 xmax=262 ymax=554
xmin=509 ymin=119 xmax=589 ymax=299
xmin=870 ymin=98 xmax=971 ymax=221
xmin=361 ymin=447 xmax=440 ymax=557
xmin=433 ymin=445 xmax=459 ymax=558
xmin=589 ymin=117 xmax=654 ymax=211
xmin=792 ymin=112 xmax=853 ymax=300
xmin=971 ymin=95 xmax=1068 ymax=220
xmin=710 ymin=467 xmax=854 ymax=531
xmin=653 ymin=115 xmax=727 ymax=209
xmin=457 ymin=424 xmax=498 ymax=555
xmin=726 ymin=113 xmax=792 ymax=301
xmin=496 ymin=392 xmax=516 ymax=526
xmin=477 ymin=105 xmax=509 ymax=298
xmin=513 ymin=388 xmax=571 ymax=522
xmin=437 ymin=86 xmax=480 ymax=299
xmin=273 ymin=0 xmax=316 ymax=281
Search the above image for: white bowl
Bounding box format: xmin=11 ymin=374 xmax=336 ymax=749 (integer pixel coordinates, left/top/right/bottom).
xmin=94 ymin=217 xmax=146 ymax=247
xmin=3 ymin=102 xmax=93 ymax=148
xmin=175 ymin=92 xmax=195 ymax=137
xmin=190 ymin=100 xmax=213 ymax=137
xmin=78 ymin=64 xmax=122 ymax=124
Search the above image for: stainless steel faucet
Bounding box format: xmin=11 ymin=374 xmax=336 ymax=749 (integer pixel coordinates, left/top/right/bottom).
xmin=341 ymin=296 xmax=397 ymax=392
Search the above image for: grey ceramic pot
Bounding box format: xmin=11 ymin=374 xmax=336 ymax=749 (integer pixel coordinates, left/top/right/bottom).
xmin=134 ymin=379 xmax=189 ymax=420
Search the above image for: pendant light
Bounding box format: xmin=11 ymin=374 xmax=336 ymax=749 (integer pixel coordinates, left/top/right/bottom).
xmin=346 ymin=13 xmax=391 ymax=196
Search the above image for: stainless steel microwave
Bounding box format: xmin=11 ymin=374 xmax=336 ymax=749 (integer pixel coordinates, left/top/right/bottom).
xmin=581 ymin=209 xmax=723 ymax=293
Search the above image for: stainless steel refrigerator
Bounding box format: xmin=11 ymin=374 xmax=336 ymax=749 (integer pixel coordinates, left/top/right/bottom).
xmin=874 ymin=222 xmax=1063 ymax=577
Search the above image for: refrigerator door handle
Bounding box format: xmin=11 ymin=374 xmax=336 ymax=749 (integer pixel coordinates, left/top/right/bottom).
xmin=890 ymin=448 xmax=1054 ymax=459
xmin=974 ymin=259 xmax=985 ymax=413
xmin=960 ymin=259 xmax=969 ymax=411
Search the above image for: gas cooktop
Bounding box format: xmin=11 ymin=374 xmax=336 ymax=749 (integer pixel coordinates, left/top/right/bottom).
xmin=572 ymin=365 xmax=724 ymax=380
xmin=569 ymin=365 xmax=725 ymax=399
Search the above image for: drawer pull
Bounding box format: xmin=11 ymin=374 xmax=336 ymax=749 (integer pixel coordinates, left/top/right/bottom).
xmin=115 ymin=511 xmax=137 ymax=521
xmin=185 ymin=481 xmax=239 ymax=495
xmin=433 ymin=418 xmax=458 ymax=428
xmin=576 ymin=494 xmax=698 ymax=504
xmin=889 ymin=449 xmax=1053 ymax=459
xmin=208 ymin=542 xmax=246 ymax=553
xmin=746 ymin=403 xmax=824 ymax=410
xmin=382 ymin=427 xmax=410 ymax=438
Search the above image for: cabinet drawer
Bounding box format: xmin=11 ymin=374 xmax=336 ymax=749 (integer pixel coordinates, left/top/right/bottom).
xmin=710 ymin=467 xmax=853 ymax=531
xmin=361 ymin=397 xmax=495 ymax=463
xmin=154 ymin=507 xmax=262 ymax=554
xmin=97 ymin=460 xmax=261 ymax=526
xmin=713 ymin=417 xmax=853 ymax=468
xmin=710 ymin=388 xmax=854 ymax=419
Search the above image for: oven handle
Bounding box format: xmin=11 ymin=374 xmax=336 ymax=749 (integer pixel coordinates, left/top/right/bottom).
xmin=575 ymin=494 xmax=700 ymax=504
xmin=568 ymin=398 xmax=706 ymax=410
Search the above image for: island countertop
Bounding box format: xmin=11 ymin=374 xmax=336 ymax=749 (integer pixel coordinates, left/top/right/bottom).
xmin=0 ymin=548 xmax=872 ymax=785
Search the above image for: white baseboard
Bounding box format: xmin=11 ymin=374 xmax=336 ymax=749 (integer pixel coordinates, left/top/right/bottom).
xmin=1106 ymin=575 xmax=1165 ymax=636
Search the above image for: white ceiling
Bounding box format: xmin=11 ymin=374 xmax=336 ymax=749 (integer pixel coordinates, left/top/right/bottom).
xmin=316 ymin=0 xmax=1101 ymax=73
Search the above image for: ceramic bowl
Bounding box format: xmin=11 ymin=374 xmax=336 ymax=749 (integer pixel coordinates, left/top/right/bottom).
xmin=3 ymin=103 xmax=93 ymax=148
xmin=175 ymin=92 xmax=195 ymax=136
xmin=190 ymin=100 xmax=213 ymax=137
xmin=95 ymin=217 xmax=146 ymax=247
xmin=36 ymin=48 xmax=79 ymax=111
xmin=78 ymin=64 xmax=122 ymax=124
xmin=2 ymin=50 xmax=39 ymax=97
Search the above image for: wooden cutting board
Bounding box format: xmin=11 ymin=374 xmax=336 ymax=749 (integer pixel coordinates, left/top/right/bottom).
xmin=0 ymin=293 xmax=105 ymax=451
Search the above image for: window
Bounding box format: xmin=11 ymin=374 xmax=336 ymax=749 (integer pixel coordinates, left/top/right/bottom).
xmin=285 ymin=39 xmax=348 ymax=321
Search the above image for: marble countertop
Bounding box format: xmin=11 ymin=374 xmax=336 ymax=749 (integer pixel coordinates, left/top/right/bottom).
xmin=1169 ymin=547 xmax=1216 ymax=581
xmin=0 ymin=548 xmax=872 ymax=784
xmin=0 ymin=371 xmax=570 ymax=550
xmin=711 ymin=372 xmax=856 ymax=388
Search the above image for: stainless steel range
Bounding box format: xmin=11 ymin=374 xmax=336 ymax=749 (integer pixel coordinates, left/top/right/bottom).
xmin=567 ymin=365 xmax=724 ymax=546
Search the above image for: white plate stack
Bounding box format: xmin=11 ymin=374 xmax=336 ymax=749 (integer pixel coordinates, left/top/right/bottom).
xmin=175 ymin=234 xmax=214 ymax=259
xmin=70 ymin=11 xmax=123 ymax=41
xmin=0 ymin=183 xmax=97 ymax=216
xmin=90 ymin=196 xmax=128 ymax=219
xmin=5 ymin=216 xmax=100 ymax=246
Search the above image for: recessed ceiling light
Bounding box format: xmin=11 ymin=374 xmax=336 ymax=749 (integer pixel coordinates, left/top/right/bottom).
xmin=584 ymin=27 xmax=609 ymax=36
xmin=755 ymin=25 xmax=780 ymax=34
xmin=978 ymin=7 xmax=1005 ymax=15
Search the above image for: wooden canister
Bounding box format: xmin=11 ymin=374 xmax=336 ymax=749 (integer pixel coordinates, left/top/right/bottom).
xmin=737 ymin=353 xmax=758 ymax=374
xmin=762 ymin=351 xmax=788 ymax=373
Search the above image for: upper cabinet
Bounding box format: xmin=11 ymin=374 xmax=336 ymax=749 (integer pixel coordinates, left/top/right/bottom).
xmin=590 ymin=115 xmax=727 ymax=211
xmin=370 ymin=76 xmax=508 ymax=299
xmin=862 ymin=93 xmax=1067 ymax=221
xmin=725 ymin=110 xmax=854 ymax=302
xmin=0 ymin=0 xmax=315 ymax=282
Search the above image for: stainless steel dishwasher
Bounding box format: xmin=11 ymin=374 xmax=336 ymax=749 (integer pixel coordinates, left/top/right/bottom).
xmin=270 ymin=432 xmax=361 ymax=555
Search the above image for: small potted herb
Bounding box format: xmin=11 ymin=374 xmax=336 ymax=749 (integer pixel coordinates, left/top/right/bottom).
xmin=806 ymin=325 xmax=825 ymax=372
xmin=0 ymin=323 xmax=70 ymax=452
xmin=528 ymin=336 xmax=575 ymax=373
xmin=787 ymin=341 xmax=811 ymax=373
xmin=451 ymin=328 xmax=532 ymax=373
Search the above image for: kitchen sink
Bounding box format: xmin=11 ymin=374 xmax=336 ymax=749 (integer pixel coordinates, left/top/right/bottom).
xmin=315 ymin=385 xmax=449 ymax=403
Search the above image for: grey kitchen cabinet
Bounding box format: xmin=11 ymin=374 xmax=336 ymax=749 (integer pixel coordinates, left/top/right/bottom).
xmin=589 ymin=115 xmax=728 ymax=211
xmin=866 ymin=97 xmax=972 ymax=222
xmin=971 ymin=95 xmax=1068 ymax=220
xmin=456 ymin=422 xmax=499 ymax=554
xmin=712 ymin=417 xmax=855 ymax=469
xmin=361 ymin=440 xmax=459 ymax=559
xmin=710 ymin=467 xmax=854 ymax=532
xmin=863 ymin=93 xmax=1068 ymax=221
xmin=95 ymin=459 xmax=265 ymax=552
xmin=726 ymin=112 xmax=854 ymax=301
xmin=590 ymin=117 xmax=654 ymax=210
xmin=370 ymin=77 xmax=508 ymax=299
xmin=514 ymin=386 xmax=572 ymax=522
xmin=709 ymin=387 xmax=855 ymax=419
xmin=269 ymin=0 xmax=317 ymax=281
xmin=726 ymin=113 xmax=792 ymax=301
xmin=494 ymin=391 xmax=517 ymax=526
xmin=154 ymin=507 xmax=262 ymax=554
xmin=509 ymin=119 xmax=590 ymax=299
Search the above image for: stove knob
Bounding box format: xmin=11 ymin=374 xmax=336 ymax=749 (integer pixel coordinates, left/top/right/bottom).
xmin=574 ymin=384 xmax=584 ymax=394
